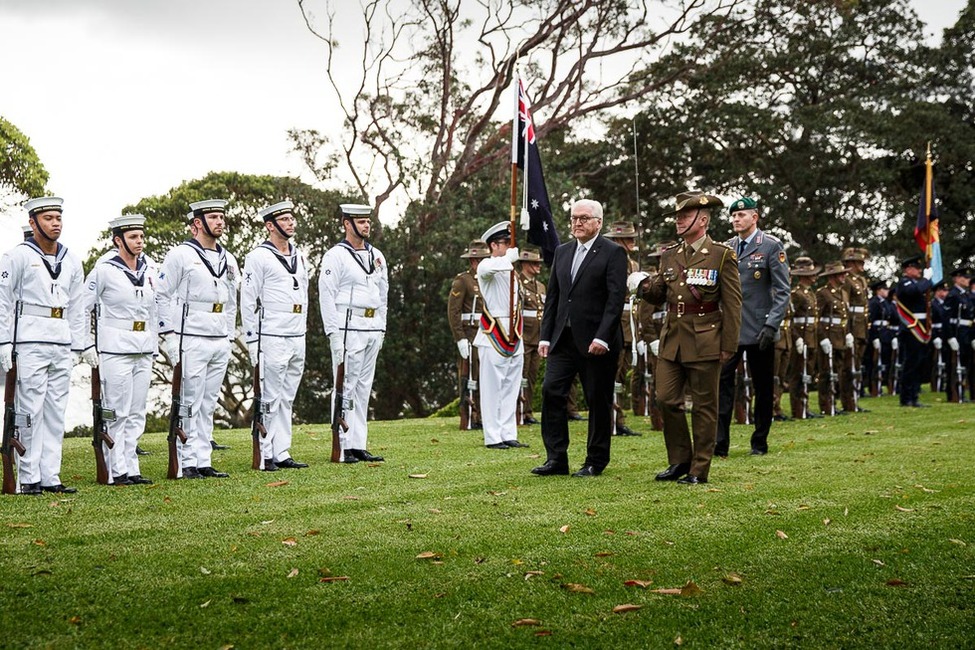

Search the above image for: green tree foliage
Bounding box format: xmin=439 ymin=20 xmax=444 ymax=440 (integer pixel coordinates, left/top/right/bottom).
xmin=0 ymin=116 xmax=49 ymax=208
xmin=85 ymin=171 xmax=351 ymax=427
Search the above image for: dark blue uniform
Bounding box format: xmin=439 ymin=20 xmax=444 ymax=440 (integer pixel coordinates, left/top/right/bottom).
xmin=944 ymin=285 xmax=974 ymax=402
xmin=894 ymin=275 xmax=932 ymax=406
xmin=930 ymin=296 xmax=948 ymax=391
xmin=866 ymin=294 xmax=896 ymax=394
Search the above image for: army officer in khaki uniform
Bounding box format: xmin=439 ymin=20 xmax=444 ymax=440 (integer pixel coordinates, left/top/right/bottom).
xmin=604 ymin=221 xmax=642 ymax=436
xmin=448 ymin=241 xmax=490 ymax=429
xmin=635 ymin=191 xmax=742 ymax=484
xmin=816 ymin=261 xmax=853 ymax=415
xmin=517 ymin=249 xmax=545 ymax=424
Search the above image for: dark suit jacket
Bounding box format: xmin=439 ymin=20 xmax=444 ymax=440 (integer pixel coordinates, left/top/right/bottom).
xmin=541 ymin=235 xmax=628 ymax=354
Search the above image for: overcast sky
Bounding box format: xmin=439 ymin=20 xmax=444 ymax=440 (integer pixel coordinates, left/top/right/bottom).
xmin=0 ymin=0 xmax=969 ymax=257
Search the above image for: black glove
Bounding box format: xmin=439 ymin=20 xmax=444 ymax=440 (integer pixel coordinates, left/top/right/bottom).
xmin=757 ymin=325 xmax=776 ymax=351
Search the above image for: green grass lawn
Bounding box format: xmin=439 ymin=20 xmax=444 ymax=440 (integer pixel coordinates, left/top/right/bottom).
xmin=1 ymin=392 xmax=973 ymax=649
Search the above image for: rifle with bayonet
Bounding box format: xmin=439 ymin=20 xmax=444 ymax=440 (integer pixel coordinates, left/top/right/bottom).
xmin=826 ymin=348 xmax=837 ymax=416
xmin=800 ymin=346 xmax=811 ymax=419
xmin=739 ymin=352 xmax=753 ymax=425
xmin=850 ymin=343 xmax=861 ymax=412
xmin=331 ymin=309 xmax=351 ymax=463
xmin=90 ymin=307 xmax=115 ymax=485
xmin=933 ymin=338 xmax=945 ymax=393
xmin=2 ymin=301 xmax=28 ymax=495
xmin=251 ymin=302 xmax=268 ymax=470
xmin=871 ymin=339 xmax=885 ymax=397
xmin=888 ymin=339 xmax=901 ymax=395
xmin=167 ymin=305 xmax=189 ymax=479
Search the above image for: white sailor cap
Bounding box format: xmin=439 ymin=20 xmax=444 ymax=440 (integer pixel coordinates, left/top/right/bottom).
xmin=109 ymin=214 xmax=147 ymax=233
xmin=258 ymin=201 xmax=295 ymax=222
xmin=24 ymin=196 xmax=64 ymax=217
xmin=339 ymin=203 xmax=372 ymax=219
xmin=480 ymin=221 xmax=511 ymax=244
xmin=22 ymin=224 xmax=33 ymax=238
xmin=189 ymin=199 xmax=229 ymax=216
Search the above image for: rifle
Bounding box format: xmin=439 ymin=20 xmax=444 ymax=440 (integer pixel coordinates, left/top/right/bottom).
xmin=642 ymin=347 xmax=651 ymax=418
xmin=952 ymin=349 xmax=966 ymax=403
xmin=826 ymin=348 xmax=837 ymax=416
xmin=90 ymin=307 xmax=116 ymax=485
xmin=459 ymin=350 xmax=477 ymax=431
xmin=873 ymin=342 xmax=886 ymax=397
xmin=850 ymin=343 xmax=861 ymax=412
xmin=251 ymin=302 xmax=268 ymax=470
xmin=741 ymin=351 xmax=753 ymax=425
xmin=2 ymin=301 xmax=28 ymax=495
xmin=934 ymin=345 xmax=945 ymax=393
xmin=331 ymin=309 xmax=351 ymax=463
xmin=891 ymin=342 xmax=902 ymax=395
xmin=800 ymin=346 xmax=811 ymax=419
xmin=167 ymin=305 xmax=190 ymax=480
xmin=517 ymin=378 xmax=528 ymax=425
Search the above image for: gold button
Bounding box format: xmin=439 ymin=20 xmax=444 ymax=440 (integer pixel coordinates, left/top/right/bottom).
xmin=677 ymin=295 xmax=683 ymax=300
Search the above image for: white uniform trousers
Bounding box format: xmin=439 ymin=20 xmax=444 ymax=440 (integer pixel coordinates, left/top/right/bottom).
xmin=330 ymin=330 xmax=382 ymax=452
xmin=477 ymin=347 xmax=524 ymax=446
xmin=178 ymin=336 xmax=231 ymax=470
xmin=259 ymin=335 xmax=306 ymax=467
xmin=14 ymin=343 xmax=72 ymax=488
xmin=99 ymin=353 xmax=152 ymax=481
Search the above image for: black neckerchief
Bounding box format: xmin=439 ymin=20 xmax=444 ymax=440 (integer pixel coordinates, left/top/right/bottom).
xmin=182 ymin=238 xmax=227 ymax=278
xmin=338 ymin=239 xmax=376 ymax=275
xmin=261 ymin=241 xmax=301 ymax=289
xmin=22 ymin=240 xmax=67 ymax=279
xmin=106 ymin=254 xmax=147 ymax=287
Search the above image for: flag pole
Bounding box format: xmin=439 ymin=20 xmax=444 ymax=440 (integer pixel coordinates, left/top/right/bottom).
xmin=924 ymin=141 xmax=933 ymax=329
xmin=632 ymin=118 xmax=642 ymax=262
xmin=509 ymin=66 xmax=520 ymax=326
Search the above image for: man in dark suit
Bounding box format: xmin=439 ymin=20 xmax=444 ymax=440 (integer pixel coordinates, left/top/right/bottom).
xmin=531 ymin=199 xmax=628 ymax=477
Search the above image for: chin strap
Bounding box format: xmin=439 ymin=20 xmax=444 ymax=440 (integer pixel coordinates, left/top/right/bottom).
xmin=30 ymin=215 xmax=56 ymax=243
xmin=676 ymin=208 xmax=704 ymax=239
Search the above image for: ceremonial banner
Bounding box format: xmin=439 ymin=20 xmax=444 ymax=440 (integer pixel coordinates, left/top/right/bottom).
xmin=913 ymin=147 xmax=942 ymax=285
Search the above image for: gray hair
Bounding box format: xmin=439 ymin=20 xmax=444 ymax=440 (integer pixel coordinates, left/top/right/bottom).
xmin=571 ymin=199 xmax=603 ymax=221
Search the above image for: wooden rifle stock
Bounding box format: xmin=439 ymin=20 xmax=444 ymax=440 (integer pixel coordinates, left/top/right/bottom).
xmin=2 ymin=366 xmax=27 ymax=495
xmin=251 ymin=362 xmax=267 ymax=470
xmin=90 ymin=367 xmax=114 ymax=485
xmin=458 ymin=357 xmax=471 ymax=430
xmin=167 ymin=361 xmax=187 ymax=479
xmin=331 ymin=361 xmax=348 ymax=463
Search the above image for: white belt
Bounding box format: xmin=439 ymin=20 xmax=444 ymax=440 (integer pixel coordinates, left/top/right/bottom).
xmin=522 ymin=310 xmax=539 ymax=318
xmin=822 ymin=317 xmax=843 ymax=325
xmin=461 ymin=312 xmax=482 ymax=321
xmin=652 ymin=311 xmax=666 ymax=321
xmin=188 ymin=300 xmax=226 ymax=314
xmin=342 ymin=307 xmax=378 ymax=318
xmin=792 ymin=317 xmax=815 ymax=325
xmin=932 ymin=322 xmax=942 ymax=329
xmin=21 ymin=303 xmax=66 ymax=319
xmin=849 ymin=306 xmax=865 ymax=313
xmin=912 ymin=313 xmax=927 ymax=320
xmin=623 ymin=304 xmax=632 ymax=312
xmin=957 ymin=319 xmax=973 ymax=327
xmin=871 ymin=320 xmax=889 ymax=326
xmin=102 ymin=318 xmax=148 ymax=332
xmin=262 ymin=301 xmax=305 ymax=314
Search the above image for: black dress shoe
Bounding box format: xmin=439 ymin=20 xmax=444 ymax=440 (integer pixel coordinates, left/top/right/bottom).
xmin=135 ymin=445 xmax=151 ymax=456
xmin=128 ymin=475 xmax=153 ymax=485
xmin=20 ymin=482 xmax=42 ymax=495
xmin=522 ymin=416 xmax=539 ymax=425
xmin=855 ymin=407 xmax=870 ymax=413
xmin=275 ymin=458 xmax=309 ymax=469
xmin=567 ymin=413 xmax=586 ymax=421
xmin=181 ymin=467 xmax=204 ymax=479
xmin=343 ymin=450 xmax=360 ymax=464
xmin=41 ymin=484 xmax=77 ymax=494
xmin=210 ymin=440 xmax=230 ymax=450
xmin=485 ymin=443 xmax=509 ymax=450
xmin=198 ymin=467 xmax=229 ymax=478
xmin=772 ymin=414 xmax=789 ymax=422
xmin=112 ymin=474 xmax=132 ymax=486
xmin=471 ymin=422 xmax=483 ymax=429
xmin=614 ymin=425 xmax=642 ymax=436
xmin=912 ymin=402 xmax=931 ymax=408
xmin=503 ymin=440 xmax=529 ymax=448
xmin=350 ymin=450 xmax=384 ymax=462
xmin=655 ymin=463 xmax=690 ymax=481
xmin=677 ymin=474 xmax=707 ymax=484
xmin=749 ymin=449 xmax=768 ymax=456
xmin=805 ymin=412 xmax=824 ymax=419
xmin=531 ymin=460 xmax=569 ymax=476
xmin=262 ymin=459 xmax=279 ymax=472
xmin=572 ymin=465 xmax=602 ymax=477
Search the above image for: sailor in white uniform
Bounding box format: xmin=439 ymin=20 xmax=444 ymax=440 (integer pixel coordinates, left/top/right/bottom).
xmin=241 ymin=201 xmax=310 ymax=471
xmin=0 ymin=197 xmax=86 ymax=495
xmin=155 ymin=199 xmax=240 ymax=479
xmin=83 ymin=214 xmax=158 ymax=485
xmin=318 ymin=204 xmax=388 ymax=463
xmin=474 ymin=221 xmax=526 ymax=449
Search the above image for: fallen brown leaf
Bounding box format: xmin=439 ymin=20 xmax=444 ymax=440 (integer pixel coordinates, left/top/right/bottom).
xmin=524 ymin=571 xmax=545 ymax=580
xmin=594 ymin=551 xmax=614 ymax=557
xmin=535 ymin=630 xmax=552 ymax=637
xmin=584 ymin=508 xmax=597 ymax=516
xmin=559 ymin=525 xmax=570 ymax=534
xmin=797 ymin=504 xmax=810 ymax=511
xmin=613 ymin=604 xmax=642 ymax=614
xmin=886 ymin=578 xmax=908 ymax=587
xmin=287 ymin=568 xmax=299 ymax=578
xmin=68 ymin=616 xmax=81 ymax=626
xmin=675 ymin=635 xmax=683 ymax=646
xmin=428 ymin=508 xmax=442 ymax=514
xmin=6 ymin=522 xmax=31 ymax=528
xmin=32 ymin=539 xmax=46 ymax=546
xmin=512 ymin=618 xmax=541 ymax=627
xmin=408 ymin=474 xmax=428 ymax=479
xmin=562 ymin=583 xmax=595 ymax=594
xmin=649 ymin=588 xmax=682 ymax=595
xmin=246 ymin=531 xmax=261 ymax=537
xmin=200 ymin=600 xmax=211 ymax=608
xmin=624 ymin=579 xmax=652 ymax=588
xmin=872 ymin=559 xmax=885 ymax=567
xmin=949 ymin=539 xmax=966 ymax=546
xmin=823 ymin=518 xmax=831 ymax=527
xmin=895 ymin=505 xmax=914 ymax=512
xmin=343 ymin=495 xmax=360 ymax=500
xmin=722 ymin=573 xmax=743 ymax=586
xmin=200 ymin=566 xmax=211 ymax=575
xmin=319 ymin=576 xmax=349 ymax=583
xmin=265 ymin=480 xmax=289 ymax=488
xmin=281 ymin=538 xmax=297 ymax=547
xmin=775 ymin=530 xmax=789 ymax=540
xmin=680 ymin=580 xmax=704 ymax=596
xmin=416 ymin=551 xmax=441 ymax=560
xmin=305 ymin=529 xmax=320 ymax=536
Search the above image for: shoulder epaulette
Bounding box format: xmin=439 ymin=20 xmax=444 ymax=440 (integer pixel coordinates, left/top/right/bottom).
xmin=712 ymin=240 xmax=733 ymax=250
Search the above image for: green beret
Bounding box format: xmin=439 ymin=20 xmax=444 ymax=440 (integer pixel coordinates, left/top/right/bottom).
xmin=729 ymin=197 xmax=758 ymax=214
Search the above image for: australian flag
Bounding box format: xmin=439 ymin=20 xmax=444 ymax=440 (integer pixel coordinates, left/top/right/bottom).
xmin=513 ymin=79 xmax=559 ymax=265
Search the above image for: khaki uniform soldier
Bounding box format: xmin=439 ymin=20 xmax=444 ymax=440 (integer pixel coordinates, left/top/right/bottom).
xmin=635 ymin=242 xmax=672 ymax=431
xmin=636 ymin=191 xmax=742 ymax=485
xmin=787 ymin=257 xmax=822 ymax=419
xmin=772 ymin=299 xmax=793 ymax=420
xmin=605 ymin=221 xmax=642 ymax=436
xmin=517 ymin=249 xmax=545 ymax=425
xmin=448 ymin=241 xmax=489 ymax=430
xmin=816 ymin=261 xmax=853 ymax=415
xmin=841 ymin=247 xmax=870 ymax=409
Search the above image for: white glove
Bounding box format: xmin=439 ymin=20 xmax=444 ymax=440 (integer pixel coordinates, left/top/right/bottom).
xmin=820 ymin=338 xmax=833 ymax=355
xmin=795 ymin=338 xmax=806 ymax=355
xmin=922 ymin=267 xmax=933 ymax=280
xmin=627 ymin=271 xmax=650 ymax=294
xmin=892 ymin=338 xmax=899 ymax=351
xmin=948 ymin=337 xmax=959 ymax=352
xmin=873 ymin=338 xmax=882 ymax=351
xmin=329 ymin=334 xmax=344 ymax=361
xmin=248 ymin=341 xmax=259 ymax=366
xmin=504 ymin=246 xmax=520 ymax=263
xmin=971 ymin=339 xmax=975 ymax=351
xmin=933 ymin=337 xmax=942 ymax=350
xmin=0 ymin=343 xmax=11 ymax=374
xmin=456 ymin=338 xmax=470 ymax=360
xmin=82 ymin=347 xmax=99 ymax=368
xmin=72 ymin=350 xmax=82 ymax=366
xmin=161 ymin=334 xmax=180 ymax=362
xmin=636 ymin=340 xmax=647 ymax=356
xmin=649 ymin=339 xmax=660 ymax=356
xmin=844 ymin=333 xmax=854 ymax=348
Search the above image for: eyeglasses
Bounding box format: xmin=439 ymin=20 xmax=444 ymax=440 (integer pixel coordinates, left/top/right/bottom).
xmin=570 ymin=215 xmax=598 ymax=224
